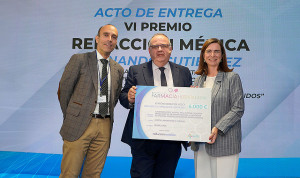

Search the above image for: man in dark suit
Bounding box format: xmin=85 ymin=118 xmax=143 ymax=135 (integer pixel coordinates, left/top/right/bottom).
xmin=119 ymin=33 xmax=192 ymax=178
xmin=58 ymin=24 xmax=124 ymax=177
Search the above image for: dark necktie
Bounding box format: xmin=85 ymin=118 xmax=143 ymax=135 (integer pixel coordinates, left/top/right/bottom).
xmin=159 ymin=67 xmax=167 ymax=86
xmin=99 ymin=59 xmax=108 ymax=117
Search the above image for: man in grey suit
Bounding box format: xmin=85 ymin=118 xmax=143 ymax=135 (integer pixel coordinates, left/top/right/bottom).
xmin=119 ymin=33 xmax=192 ymax=178
xmin=58 ymin=24 xmax=124 ymax=177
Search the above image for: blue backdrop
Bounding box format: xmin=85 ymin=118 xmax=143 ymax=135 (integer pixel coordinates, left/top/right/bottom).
xmin=0 ymin=0 xmax=299 ymax=170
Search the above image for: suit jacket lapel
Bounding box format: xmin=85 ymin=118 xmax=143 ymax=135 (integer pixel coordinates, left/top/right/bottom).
xmin=197 ymin=75 xmax=206 ymax=87
xmin=109 ymin=58 xmax=117 ymax=100
xmin=88 ymin=51 xmax=98 ymax=91
xmin=143 ymin=61 xmax=154 ymax=86
xmin=211 ymin=71 xmax=223 ymax=104
xmin=169 ymin=62 xmax=180 ymax=87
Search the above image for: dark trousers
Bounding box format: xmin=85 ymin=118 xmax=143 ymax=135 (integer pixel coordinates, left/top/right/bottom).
xmin=130 ymin=139 xmax=182 ymax=178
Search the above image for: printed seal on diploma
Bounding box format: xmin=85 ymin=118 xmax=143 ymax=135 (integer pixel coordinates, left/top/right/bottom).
xmin=133 ymin=85 xmax=211 ymax=142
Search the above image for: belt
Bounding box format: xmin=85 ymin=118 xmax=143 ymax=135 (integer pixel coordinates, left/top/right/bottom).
xmin=91 ymin=113 xmax=110 ymax=119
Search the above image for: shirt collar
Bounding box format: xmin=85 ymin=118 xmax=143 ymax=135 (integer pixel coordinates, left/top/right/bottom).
xmin=96 ymin=50 xmax=109 ymax=62
xmin=152 ymin=61 xmax=170 ymax=70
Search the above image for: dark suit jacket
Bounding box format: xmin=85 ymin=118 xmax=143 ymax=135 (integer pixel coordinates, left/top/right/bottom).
xmin=58 ymin=51 xmax=124 ymax=142
xmin=191 ymin=72 xmax=245 ymax=157
xmin=119 ymin=61 xmax=192 ymax=149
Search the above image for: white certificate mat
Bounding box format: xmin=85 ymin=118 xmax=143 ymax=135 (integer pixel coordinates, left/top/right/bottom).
xmin=133 ymin=86 xmax=211 ymax=142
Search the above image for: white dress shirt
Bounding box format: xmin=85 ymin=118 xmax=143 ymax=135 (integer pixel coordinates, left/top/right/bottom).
xmin=152 ymin=62 xmax=174 ymax=87
xmin=93 ymin=50 xmax=111 ymax=114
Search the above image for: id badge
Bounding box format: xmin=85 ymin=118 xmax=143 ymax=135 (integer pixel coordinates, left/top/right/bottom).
xmin=97 ymin=95 xmax=107 ymax=103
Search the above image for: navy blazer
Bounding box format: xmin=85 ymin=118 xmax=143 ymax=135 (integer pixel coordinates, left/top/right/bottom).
xmin=119 ymin=61 xmax=192 ymax=149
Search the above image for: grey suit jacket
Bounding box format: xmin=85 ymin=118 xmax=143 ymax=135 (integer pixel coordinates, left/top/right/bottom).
xmin=191 ymin=71 xmax=244 ymax=157
xmin=58 ymin=51 xmax=124 ymax=141
xmin=119 ymin=61 xmax=192 ymax=149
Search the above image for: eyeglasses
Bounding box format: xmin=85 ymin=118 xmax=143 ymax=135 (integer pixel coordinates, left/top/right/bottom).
xmin=149 ymin=44 xmax=170 ymax=49
xmin=205 ymin=50 xmax=222 ymax=55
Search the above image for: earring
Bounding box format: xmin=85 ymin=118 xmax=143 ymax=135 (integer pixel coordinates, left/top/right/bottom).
xmin=204 ymin=60 xmax=206 ymax=63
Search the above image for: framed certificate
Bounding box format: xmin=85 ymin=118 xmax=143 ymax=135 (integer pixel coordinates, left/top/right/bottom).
xmin=133 ymin=85 xmax=211 ymax=142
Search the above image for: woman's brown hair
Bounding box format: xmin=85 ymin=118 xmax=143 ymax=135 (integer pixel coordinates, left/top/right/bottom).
xmin=195 ymin=38 xmax=233 ymax=75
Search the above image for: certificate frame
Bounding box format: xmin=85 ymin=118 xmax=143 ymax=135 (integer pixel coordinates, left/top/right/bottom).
xmin=132 ymin=85 xmax=211 ymax=142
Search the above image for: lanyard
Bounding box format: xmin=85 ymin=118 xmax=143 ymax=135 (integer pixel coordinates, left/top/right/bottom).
xmin=96 ymin=53 xmax=110 ymax=91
